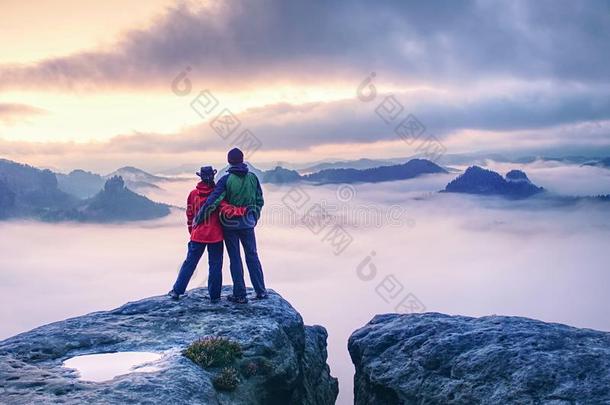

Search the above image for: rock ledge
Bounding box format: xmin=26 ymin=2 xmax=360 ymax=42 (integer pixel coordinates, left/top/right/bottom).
xmin=349 ymin=313 xmax=610 ymax=404
xmin=0 ymin=288 xmax=338 ymax=404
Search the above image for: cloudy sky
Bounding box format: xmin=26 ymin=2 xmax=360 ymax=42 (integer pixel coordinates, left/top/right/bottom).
xmin=1 ymin=0 xmax=609 ymax=172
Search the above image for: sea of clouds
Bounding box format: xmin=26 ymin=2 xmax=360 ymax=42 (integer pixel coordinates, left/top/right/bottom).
xmin=1 ymin=161 xmax=609 ymax=404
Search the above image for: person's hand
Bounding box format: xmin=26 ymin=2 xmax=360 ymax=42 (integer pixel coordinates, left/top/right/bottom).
xmin=247 ymin=206 xmax=261 ymax=220
xmin=243 ymin=206 xmax=260 ymax=226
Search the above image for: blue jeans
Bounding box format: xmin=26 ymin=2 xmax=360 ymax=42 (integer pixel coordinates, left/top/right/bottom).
xmin=224 ymin=228 xmax=266 ymax=298
xmin=173 ymin=241 xmax=223 ymax=299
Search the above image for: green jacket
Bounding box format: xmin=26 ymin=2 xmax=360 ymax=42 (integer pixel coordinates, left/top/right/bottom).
xmin=194 ymin=163 xmax=264 ymax=229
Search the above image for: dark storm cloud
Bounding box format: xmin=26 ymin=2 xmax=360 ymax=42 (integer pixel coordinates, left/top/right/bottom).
xmin=1 ymin=0 xmax=609 ymax=89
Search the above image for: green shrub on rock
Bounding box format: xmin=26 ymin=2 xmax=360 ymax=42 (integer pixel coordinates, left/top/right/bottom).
xmin=183 ymin=337 xmax=242 ymax=369
xmin=213 ymin=367 xmax=240 ymax=391
xmin=241 ymin=361 xmax=259 ymax=378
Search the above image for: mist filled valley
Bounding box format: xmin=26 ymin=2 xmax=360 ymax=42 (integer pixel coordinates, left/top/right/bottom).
xmin=2 ymin=159 xmax=609 ymax=403
xmin=4 ymin=1 xmax=610 ymax=402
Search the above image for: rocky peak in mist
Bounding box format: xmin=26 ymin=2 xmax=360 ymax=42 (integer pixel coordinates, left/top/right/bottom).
xmin=58 ymin=166 xmax=168 ymax=198
xmin=56 ymin=169 xmax=106 ymax=199
xmin=104 ymin=167 xmax=167 ymax=191
xmin=505 ymin=169 xmax=531 ymax=182
xmin=261 ymin=166 xmax=302 ymax=184
xmin=444 ymin=166 xmax=544 ymax=199
xmin=582 ymin=157 xmax=610 ymax=169
xmin=67 ymin=176 xmax=170 ymax=222
xmin=104 ymin=175 xmax=125 ymax=193
xmin=106 ymin=166 xmax=166 ymax=183
xmin=0 ymin=159 xmax=170 ymax=222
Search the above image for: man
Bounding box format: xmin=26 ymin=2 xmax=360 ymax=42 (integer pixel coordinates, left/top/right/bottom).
xmin=168 ymin=166 xmax=245 ymax=302
xmin=193 ymin=148 xmax=267 ymax=304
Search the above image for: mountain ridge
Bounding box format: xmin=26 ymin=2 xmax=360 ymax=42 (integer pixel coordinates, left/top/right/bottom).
xmin=304 ymin=159 xmax=448 ymax=184
xmin=0 ymin=159 xmax=170 ymax=222
xmin=443 ymin=166 xmax=545 ymax=199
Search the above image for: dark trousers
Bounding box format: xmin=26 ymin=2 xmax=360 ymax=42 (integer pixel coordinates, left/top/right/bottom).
xmin=224 ymin=228 xmax=266 ymax=297
xmin=173 ymin=241 xmax=223 ymax=299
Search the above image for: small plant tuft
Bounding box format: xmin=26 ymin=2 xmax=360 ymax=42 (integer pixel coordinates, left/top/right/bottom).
xmin=239 ymin=357 xmax=274 ymax=378
xmin=257 ymin=358 xmax=274 ymax=375
xmin=183 ymin=336 xmax=242 ymax=369
xmin=241 ymin=361 xmax=259 ymax=378
xmin=213 ymin=367 xmax=240 ymax=391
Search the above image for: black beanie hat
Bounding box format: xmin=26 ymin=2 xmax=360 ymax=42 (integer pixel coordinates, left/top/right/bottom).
xmin=227 ymin=148 xmax=244 ymax=164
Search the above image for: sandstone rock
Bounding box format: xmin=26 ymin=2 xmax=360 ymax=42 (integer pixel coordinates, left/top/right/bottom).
xmin=0 ymin=288 xmax=338 ymax=404
xmin=349 ymin=313 xmax=610 ymax=404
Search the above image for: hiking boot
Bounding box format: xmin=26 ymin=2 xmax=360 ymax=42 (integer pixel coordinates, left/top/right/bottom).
xmin=167 ymin=290 xmax=180 ymax=301
xmin=227 ymin=294 xmax=248 ymax=304
xmin=204 ymin=295 xmax=221 ymax=304
xmin=253 ymin=292 xmax=269 ymax=300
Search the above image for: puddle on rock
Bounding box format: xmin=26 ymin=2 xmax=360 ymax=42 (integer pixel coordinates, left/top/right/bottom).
xmin=63 ymin=351 xmax=163 ymax=382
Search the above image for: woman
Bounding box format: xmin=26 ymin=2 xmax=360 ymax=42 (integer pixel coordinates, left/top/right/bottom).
xmin=168 ymin=166 xmax=246 ymax=302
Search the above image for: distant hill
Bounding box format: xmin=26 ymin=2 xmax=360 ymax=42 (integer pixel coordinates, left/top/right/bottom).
xmin=105 ymin=166 xmax=167 ymax=183
xmin=216 ymin=162 xmax=265 ymax=179
xmin=105 ymin=166 xmax=170 ymax=190
xmin=57 ymin=166 xmax=172 ymax=198
xmin=55 ymin=176 xmax=170 ymax=222
xmin=57 ymin=169 xmax=106 ymax=199
xmin=212 ymin=160 xmax=448 ymax=184
xmin=516 ymin=156 xmax=595 ymax=165
xmin=0 ymin=159 xmax=170 ymax=222
xmin=0 ymin=179 xmax=16 ymax=219
xmin=440 ymin=153 xmax=599 ymax=166
xmin=443 ymin=166 xmax=544 ymax=199
xmin=0 ymin=159 xmax=79 ymax=219
xmin=582 ymin=157 xmax=610 ymax=169
xmin=439 ymin=153 xmax=512 ymax=166
xmin=304 ymin=159 xmax=448 ymax=184
xmin=300 ymin=157 xmax=409 ymax=174
xmin=261 ymin=167 xmax=302 ymax=184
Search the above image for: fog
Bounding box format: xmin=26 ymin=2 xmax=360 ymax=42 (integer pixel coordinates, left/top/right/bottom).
xmin=1 ymin=164 xmax=609 ymax=404
xmin=477 ymin=159 xmax=610 ymax=196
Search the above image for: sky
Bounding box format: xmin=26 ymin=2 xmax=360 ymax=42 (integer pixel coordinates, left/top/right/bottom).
xmin=1 ymin=0 xmax=610 ymax=173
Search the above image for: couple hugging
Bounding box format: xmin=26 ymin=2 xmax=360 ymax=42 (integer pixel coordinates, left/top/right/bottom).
xmin=168 ymin=147 xmax=267 ymax=304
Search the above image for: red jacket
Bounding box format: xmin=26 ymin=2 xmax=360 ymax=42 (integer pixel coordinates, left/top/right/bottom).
xmin=187 ymin=182 xmax=246 ymax=243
